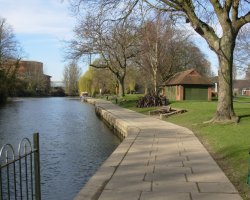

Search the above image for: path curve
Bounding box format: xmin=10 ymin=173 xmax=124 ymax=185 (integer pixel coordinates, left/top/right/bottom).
xmin=75 ymin=99 xmax=242 ymax=200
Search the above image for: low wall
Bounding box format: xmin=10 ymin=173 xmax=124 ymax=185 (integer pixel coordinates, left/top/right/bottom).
xmin=86 ymin=98 xmax=128 ymax=139
xmin=95 ymin=106 xmax=128 ymax=139
xmin=74 ymin=98 xmax=140 ymax=200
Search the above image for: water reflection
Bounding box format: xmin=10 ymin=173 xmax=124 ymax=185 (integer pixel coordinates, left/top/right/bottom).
xmin=0 ymin=98 xmax=120 ymax=200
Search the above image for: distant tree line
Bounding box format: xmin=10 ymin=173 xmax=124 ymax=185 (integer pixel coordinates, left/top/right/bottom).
xmin=63 ymin=62 xmax=81 ymax=96
xmin=67 ymin=12 xmax=213 ymax=97
xmin=67 ymin=0 xmax=250 ymax=123
xmin=0 ymin=17 xmax=21 ymax=103
xmin=0 ymin=17 xmax=55 ymax=103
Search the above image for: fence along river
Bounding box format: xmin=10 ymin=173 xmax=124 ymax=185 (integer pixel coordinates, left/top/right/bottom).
xmin=0 ymin=98 xmax=120 ymax=200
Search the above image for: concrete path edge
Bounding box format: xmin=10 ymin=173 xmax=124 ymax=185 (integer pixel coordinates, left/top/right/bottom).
xmin=74 ymin=99 xmax=141 ymax=200
xmin=74 ymin=98 xmax=242 ymax=200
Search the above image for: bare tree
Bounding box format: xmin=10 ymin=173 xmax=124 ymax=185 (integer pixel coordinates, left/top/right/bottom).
xmin=63 ymin=62 xmax=81 ymax=96
xmin=137 ymin=14 xmax=211 ymax=94
xmin=234 ymin=24 xmax=250 ymax=76
xmin=180 ymin=44 xmax=212 ymax=76
xmin=144 ymin=0 xmax=250 ymax=123
xmin=0 ymin=17 xmax=22 ymax=102
xmin=139 ymin=14 xmax=172 ymax=94
xmin=0 ymin=17 xmax=20 ymax=64
xmin=70 ymin=0 xmax=250 ymax=122
xmin=245 ymin=65 xmax=250 ymax=80
xmin=67 ymin=13 xmax=139 ymax=97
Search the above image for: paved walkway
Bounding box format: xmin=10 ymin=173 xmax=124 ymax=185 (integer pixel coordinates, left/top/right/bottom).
xmin=75 ymin=99 xmax=242 ymax=200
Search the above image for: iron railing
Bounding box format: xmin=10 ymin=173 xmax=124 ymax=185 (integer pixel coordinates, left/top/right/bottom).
xmin=0 ymin=133 xmax=41 ymax=200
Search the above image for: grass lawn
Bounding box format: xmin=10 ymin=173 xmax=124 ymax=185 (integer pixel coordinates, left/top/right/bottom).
xmin=234 ymin=95 xmax=250 ymax=103
xmin=115 ymin=94 xmax=250 ymax=199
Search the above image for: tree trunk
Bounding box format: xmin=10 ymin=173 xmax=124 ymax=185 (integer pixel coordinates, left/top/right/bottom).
xmin=212 ymin=35 xmax=238 ymax=123
xmin=214 ymin=59 xmax=236 ymax=122
xmin=118 ymin=76 xmax=125 ymax=97
xmin=153 ymin=70 xmax=157 ymax=95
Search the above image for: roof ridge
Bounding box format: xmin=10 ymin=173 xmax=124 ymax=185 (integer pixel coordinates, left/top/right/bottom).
xmin=165 ymin=69 xmax=213 ymax=86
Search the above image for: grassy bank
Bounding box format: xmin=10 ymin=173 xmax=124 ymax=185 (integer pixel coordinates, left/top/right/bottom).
xmin=114 ymin=94 xmax=250 ymax=199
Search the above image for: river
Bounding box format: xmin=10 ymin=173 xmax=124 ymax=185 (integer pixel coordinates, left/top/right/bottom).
xmin=0 ymin=97 xmax=120 ymax=200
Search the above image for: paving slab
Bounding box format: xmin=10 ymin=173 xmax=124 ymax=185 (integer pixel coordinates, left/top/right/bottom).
xmin=152 ymin=181 xmax=199 ymax=193
xmin=74 ymin=99 xmax=242 ymax=200
xmin=145 ymin=172 xmax=187 ymax=182
xmin=140 ymin=191 xmax=191 ymax=200
xmin=115 ymin=165 xmax=154 ymax=176
xmin=99 ymin=190 xmax=141 ymax=200
xmin=105 ymin=179 xmax=151 ymax=192
xmin=197 ymin=182 xmax=238 ymax=193
xmin=186 ymin=170 xmax=229 ymax=182
xmin=153 ymin=166 xmax=192 ymax=174
xmin=191 ymin=192 xmax=242 ymax=200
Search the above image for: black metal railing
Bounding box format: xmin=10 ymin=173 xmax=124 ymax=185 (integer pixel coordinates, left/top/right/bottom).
xmin=0 ymin=133 xmax=41 ymax=200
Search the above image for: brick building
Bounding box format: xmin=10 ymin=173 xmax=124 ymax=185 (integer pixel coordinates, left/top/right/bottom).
xmin=163 ymin=69 xmax=213 ymax=101
xmin=17 ymin=60 xmax=51 ymax=94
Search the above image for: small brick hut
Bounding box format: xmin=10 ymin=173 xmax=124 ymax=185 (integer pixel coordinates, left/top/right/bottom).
xmin=233 ymin=80 xmax=250 ymax=96
xmin=164 ymin=69 xmax=213 ymax=101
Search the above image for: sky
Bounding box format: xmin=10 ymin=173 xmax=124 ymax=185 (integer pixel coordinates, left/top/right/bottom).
xmin=0 ymin=0 xmax=81 ymax=81
xmin=0 ymin=0 xmax=219 ymax=81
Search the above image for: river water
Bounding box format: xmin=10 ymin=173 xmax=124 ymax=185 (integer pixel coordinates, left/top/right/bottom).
xmin=0 ymin=98 xmax=120 ymax=200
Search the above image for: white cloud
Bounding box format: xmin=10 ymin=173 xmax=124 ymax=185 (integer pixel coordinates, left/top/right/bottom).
xmin=0 ymin=0 xmax=77 ymax=81
xmin=0 ymin=0 xmax=75 ymax=38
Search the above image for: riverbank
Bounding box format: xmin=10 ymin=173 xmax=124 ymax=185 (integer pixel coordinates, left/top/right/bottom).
xmin=0 ymin=98 xmax=119 ymax=200
xmin=75 ymin=98 xmax=242 ymax=200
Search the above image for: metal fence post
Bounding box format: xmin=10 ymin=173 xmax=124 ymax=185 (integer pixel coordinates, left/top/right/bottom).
xmin=33 ymin=133 xmax=41 ymax=200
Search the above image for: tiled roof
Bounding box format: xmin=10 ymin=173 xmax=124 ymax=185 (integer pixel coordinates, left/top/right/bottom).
xmin=165 ymin=69 xmax=213 ymax=86
xmin=233 ymin=80 xmax=250 ymax=89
